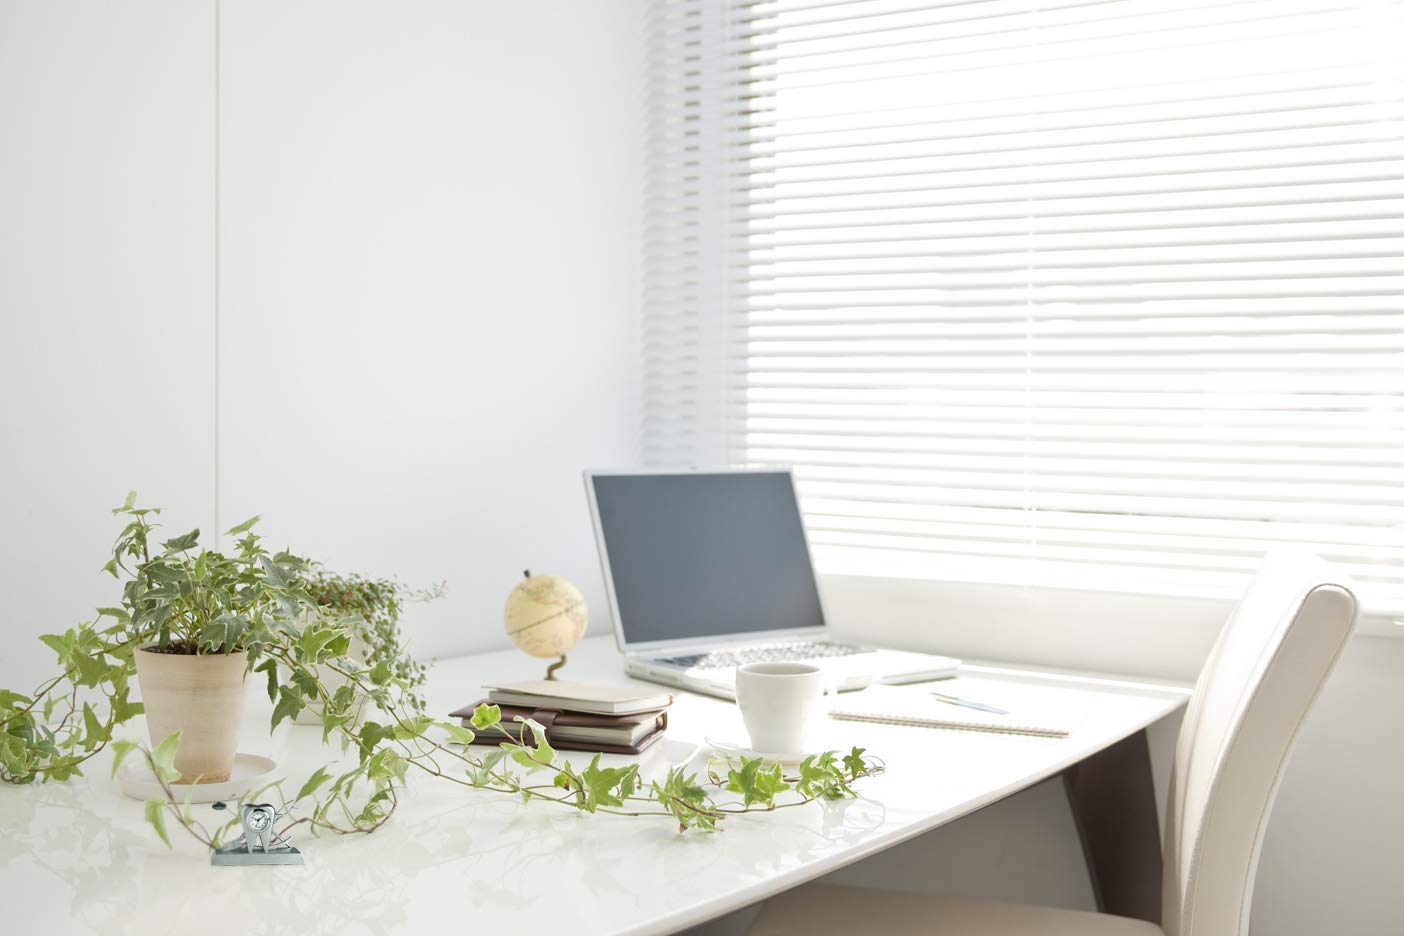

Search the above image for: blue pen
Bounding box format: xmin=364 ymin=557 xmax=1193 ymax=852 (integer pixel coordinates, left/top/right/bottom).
xmin=929 ymin=691 xmax=1010 ymax=716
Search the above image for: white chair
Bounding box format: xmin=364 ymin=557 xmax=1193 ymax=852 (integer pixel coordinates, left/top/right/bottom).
xmin=749 ymin=550 xmax=1359 ymax=936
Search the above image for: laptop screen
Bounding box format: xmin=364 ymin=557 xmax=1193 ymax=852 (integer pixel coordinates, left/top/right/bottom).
xmin=589 ymin=471 xmax=827 ymax=646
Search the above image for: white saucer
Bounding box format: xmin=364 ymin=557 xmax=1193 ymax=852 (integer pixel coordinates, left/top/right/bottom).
xmin=118 ymin=752 xmax=279 ymax=804
xmin=703 ymin=736 xmax=809 ymax=767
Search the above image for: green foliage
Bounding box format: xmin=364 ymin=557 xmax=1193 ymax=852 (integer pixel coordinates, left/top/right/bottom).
xmin=725 ymin=757 xmax=792 ymax=806
xmin=3 ymin=494 xmax=884 ymax=852
xmin=144 ymin=799 xmax=171 ymax=848
xmin=106 ymin=496 xmax=314 ymax=656
xmin=149 ymin=731 xmax=182 ymax=784
xmin=652 ymin=766 xmax=717 ymax=832
xmin=301 ymin=568 xmax=443 ymax=712
xmin=0 ymin=494 xmax=312 ymax=784
xmin=469 ymin=703 xmax=501 ymax=731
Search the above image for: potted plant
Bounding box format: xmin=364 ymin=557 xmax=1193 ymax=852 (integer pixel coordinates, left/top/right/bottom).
xmin=285 ymin=569 xmax=442 ymax=724
xmin=1 ymin=493 xmax=882 ymax=853
xmin=108 ymin=495 xmax=310 ymax=782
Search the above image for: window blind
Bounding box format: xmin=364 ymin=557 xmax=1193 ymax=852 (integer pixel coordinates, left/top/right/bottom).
xmin=644 ymin=0 xmax=1404 ymax=611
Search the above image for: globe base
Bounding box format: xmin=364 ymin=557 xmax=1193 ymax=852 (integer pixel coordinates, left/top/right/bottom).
xmin=544 ymin=654 xmax=568 ymax=681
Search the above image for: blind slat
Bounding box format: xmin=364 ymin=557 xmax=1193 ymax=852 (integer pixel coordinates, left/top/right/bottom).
xmin=645 ymin=0 xmax=1404 ymax=611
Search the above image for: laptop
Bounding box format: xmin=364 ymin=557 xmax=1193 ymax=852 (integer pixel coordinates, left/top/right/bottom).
xmin=584 ymin=468 xmax=960 ymax=699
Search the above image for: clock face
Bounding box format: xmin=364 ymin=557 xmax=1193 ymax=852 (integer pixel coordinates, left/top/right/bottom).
xmin=245 ymin=808 xmax=272 ymax=832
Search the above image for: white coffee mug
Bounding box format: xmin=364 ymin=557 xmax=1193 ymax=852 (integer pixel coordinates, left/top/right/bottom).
xmin=735 ymin=662 xmax=832 ymax=754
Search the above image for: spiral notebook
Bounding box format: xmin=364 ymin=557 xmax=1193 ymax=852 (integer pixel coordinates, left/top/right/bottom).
xmin=829 ymin=684 xmax=1070 ymax=738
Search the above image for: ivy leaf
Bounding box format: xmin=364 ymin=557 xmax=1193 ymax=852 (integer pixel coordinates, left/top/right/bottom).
xmin=357 ymin=721 xmax=390 ymax=763
xmin=225 ymin=515 xmax=261 ymax=536
xmin=725 ymin=758 xmax=762 ymax=804
xmin=0 ymin=689 xmax=31 ymax=709
xmin=323 ymin=630 xmax=351 ymax=659
xmin=795 ymin=751 xmax=849 ymax=799
xmin=271 ymin=686 xmax=304 ymax=731
xmin=143 ymin=800 xmax=172 ymax=847
xmin=109 ymin=739 xmax=137 ymax=779
xmin=392 ymin=715 xmax=433 ymax=740
xmin=843 ymin=746 xmax=868 ymax=780
xmin=440 ymin=721 xmax=476 ymax=745
xmin=290 ymin=667 xmax=320 ymax=701
xmin=200 ymin=613 xmax=246 ymax=654
xmin=468 ymin=748 xmax=508 ymax=786
xmin=331 ymin=684 xmax=356 ymax=711
xmin=81 ymin=703 xmax=108 ymax=750
xmin=579 ymin=754 xmax=628 ymax=812
xmin=297 ymin=623 xmax=338 ymax=663
xmin=469 ymin=704 xmax=501 ymax=731
xmin=260 ymin=556 xmax=291 ymax=589
xmin=654 ymin=766 xmax=714 ymax=831
xmin=39 ymin=632 xmax=73 ymax=666
xmin=796 ymin=754 xmax=821 ymax=794
xmin=44 ymin=757 xmax=83 ymax=782
xmin=368 ymin=660 xmax=393 ymax=685
xmin=320 ymin=708 xmax=353 ymax=744
xmin=72 ymin=652 xmax=108 ymax=687
xmin=111 ymin=695 xmax=144 ymax=724
xmin=508 ymin=748 xmax=544 ymax=772
xmin=366 ymin=748 xmax=407 ymax=784
xmin=296 ymin=765 xmax=335 ymax=802
xmin=725 ymin=757 xmax=790 ymax=807
xmin=618 ymin=764 xmax=639 ymax=799
xmin=516 ymin=717 xmax=556 ymax=765
xmin=162 ymin=528 xmax=200 ymax=553
xmin=151 ymin=732 xmax=182 ymax=783
xmin=755 ymin=763 xmax=791 ymax=801
xmin=255 ymin=659 xmax=280 ymax=703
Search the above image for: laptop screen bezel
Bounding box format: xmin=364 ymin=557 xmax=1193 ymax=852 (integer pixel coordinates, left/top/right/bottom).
xmin=583 ymin=467 xmax=831 ymax=655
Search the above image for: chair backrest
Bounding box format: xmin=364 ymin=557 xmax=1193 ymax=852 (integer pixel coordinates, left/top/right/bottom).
xmin=1161 ymin=550 xmax=1358 ymax=936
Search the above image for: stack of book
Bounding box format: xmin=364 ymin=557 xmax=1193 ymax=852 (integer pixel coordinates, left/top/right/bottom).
xmin=450 ymin=679 xmax=673 ymax=754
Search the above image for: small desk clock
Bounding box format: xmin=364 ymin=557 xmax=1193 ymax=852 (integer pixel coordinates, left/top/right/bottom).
xmin=209 ymin=801 xmax=304 ymax=866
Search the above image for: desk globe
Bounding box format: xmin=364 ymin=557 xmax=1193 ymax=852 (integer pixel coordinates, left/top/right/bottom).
xmin=504 ymin=570 xmax=588 ymax=679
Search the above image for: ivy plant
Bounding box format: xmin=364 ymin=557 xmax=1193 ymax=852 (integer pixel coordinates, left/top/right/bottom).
xmin=1 ymin=494 xmax=883 ymax=851
xmin=0 ymin=493 xmax=311 ymax=783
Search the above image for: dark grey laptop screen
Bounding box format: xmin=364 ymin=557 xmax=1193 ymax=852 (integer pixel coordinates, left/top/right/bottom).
xmin=591 ymin=471 xmax=826 ymax=645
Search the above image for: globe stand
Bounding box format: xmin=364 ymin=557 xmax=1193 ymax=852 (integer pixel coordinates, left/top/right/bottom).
xmin=545 ymin=655 xmax=567 ymax=681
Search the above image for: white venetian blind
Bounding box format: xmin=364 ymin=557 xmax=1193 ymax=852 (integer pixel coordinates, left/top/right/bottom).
xmin=644 ymin=0 xmax=1404 ymax=610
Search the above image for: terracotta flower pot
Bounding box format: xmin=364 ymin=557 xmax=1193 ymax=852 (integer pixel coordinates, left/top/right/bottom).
xmin=133 ymin=646 xmax=249 ymax=783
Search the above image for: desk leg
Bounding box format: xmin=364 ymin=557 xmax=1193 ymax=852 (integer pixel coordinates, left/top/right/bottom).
xmin=1062 ymin=729 xmax=1161 ymax=924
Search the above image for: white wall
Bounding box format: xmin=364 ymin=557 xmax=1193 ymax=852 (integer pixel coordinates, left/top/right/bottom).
xmin=215 ymin=0 xmax=643 ymax=663
xmin=0 ymin=0 xmax=643 ymax=690
xmin=0 ymin=0 xmax=217 ymax=687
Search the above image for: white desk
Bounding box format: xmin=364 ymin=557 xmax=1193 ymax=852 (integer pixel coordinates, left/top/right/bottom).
xmin=1 ymin=637 xmax=1190 ymax=935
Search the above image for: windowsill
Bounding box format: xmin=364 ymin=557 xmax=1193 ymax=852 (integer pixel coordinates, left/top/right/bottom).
xmin=817 ymin=570 xmax=1400 ymax=683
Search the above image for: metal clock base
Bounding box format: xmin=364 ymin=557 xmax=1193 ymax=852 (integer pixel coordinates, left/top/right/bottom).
xmin=211 ymin=844 xmax=304 ymax=866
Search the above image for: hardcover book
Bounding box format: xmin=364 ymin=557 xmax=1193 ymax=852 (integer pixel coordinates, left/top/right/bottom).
xmin=448 ymin=701 xmax=669 ymax=755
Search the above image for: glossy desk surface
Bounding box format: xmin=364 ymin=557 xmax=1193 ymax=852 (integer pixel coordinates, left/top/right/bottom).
xmin=1 ymin=637 xmax=1190 ymax=935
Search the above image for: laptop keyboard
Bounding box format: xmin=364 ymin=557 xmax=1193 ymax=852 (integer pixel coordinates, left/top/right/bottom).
xmin=651 ymin=641 xmax=872 ymax=671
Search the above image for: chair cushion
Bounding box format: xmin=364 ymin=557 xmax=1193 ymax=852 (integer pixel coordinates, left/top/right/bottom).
xmin=749 ymin=884 xmax=1164 ymax=936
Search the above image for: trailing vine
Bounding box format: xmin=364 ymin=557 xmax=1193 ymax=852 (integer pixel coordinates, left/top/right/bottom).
xmin=1 ymin=495 xmax=883 ymax=850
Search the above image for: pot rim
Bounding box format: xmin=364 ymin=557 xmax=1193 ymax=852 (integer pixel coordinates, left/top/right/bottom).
xmin=136 ymin=643 xmax=244 ymax=659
